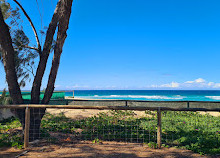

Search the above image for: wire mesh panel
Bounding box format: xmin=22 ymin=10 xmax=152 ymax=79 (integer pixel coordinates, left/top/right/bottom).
xmin=38 ymin=109 xmax=157 ymax=145
xmin=27 ymin=108 xmax=220 ymax=154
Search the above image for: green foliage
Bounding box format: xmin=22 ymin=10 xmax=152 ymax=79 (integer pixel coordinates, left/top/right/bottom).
xmin=147 ymin=142 xmax=158 ymax=149
xmin=12 ymin=29 xmax=38 ymax=87
xmin=161 ymin=111 xmax=220 ymax=155
xmin=0 ymin=117 xmax=23 ymax=149
xmin=162 ymin=143 xmax=169 ymax=148
xmin=0 ymin=0 xmax=38 ymax=88
xmin=92 ymin=138 xmax=102 ymax=144
xmin=0 ymin=89 xmax=12 ymax=105
xmin=0 ymin=0 xmax=20 ymax=27
xmin=1 ymin=110 xmax=220 ymax=155
xmin=0 ymin=0 xmax=12 ymax=19
xmin=145 ymin=110 xmax=156 ymax=117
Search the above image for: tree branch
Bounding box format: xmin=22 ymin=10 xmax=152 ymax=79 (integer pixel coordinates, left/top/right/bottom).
xmin=42 ymin=0 xmax=73 ymax=104
xmin=12 ymin=0 xmax=41 ymax=54
xmin=21 ymin=65 xmax=35 ymax=77
xmin=24 ymin=45 xmax=38 ymax=51
xmin=31 ymin=0 xmax=62 ymax=104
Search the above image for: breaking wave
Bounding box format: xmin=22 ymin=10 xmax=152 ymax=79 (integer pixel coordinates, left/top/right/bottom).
xmin=205 ymin=96 xmax=220 ymax=100
xmin=90 ymin=95 xmax=185 ymax=100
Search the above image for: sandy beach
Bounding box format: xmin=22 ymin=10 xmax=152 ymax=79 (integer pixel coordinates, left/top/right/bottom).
xmin=46 ymin=108 xmax=220 ymax=119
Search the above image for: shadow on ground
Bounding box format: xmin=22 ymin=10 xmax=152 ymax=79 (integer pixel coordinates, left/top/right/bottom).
xmin=1 ymin=140 xmax=217 ymax=158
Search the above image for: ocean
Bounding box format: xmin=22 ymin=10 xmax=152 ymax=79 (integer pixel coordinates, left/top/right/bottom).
xmin=65 ymin=90 xmax=220 ymax=101
xmin=1 ymin=90 xmax=220 ymax=101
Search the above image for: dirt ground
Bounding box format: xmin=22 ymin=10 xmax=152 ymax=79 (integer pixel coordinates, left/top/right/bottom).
xmin=0 ymin=141 xmax=218 ymax=158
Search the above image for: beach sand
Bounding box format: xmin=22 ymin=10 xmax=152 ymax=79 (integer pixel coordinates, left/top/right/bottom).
xmin=46 ymin=108 xmax=148 ymax=119
xmin=46 ymin=108 xmax=220 ymax=119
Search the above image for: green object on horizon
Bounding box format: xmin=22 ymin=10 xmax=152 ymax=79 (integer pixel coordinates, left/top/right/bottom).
xmin=21 ymin=91 xmax=65 ymax=100
xmin=0 ymin=91 xmax=66 ymax=104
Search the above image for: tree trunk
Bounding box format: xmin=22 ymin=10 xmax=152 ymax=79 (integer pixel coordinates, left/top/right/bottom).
xmin=30 ymin=0 xmax=73 ymax=140
xmin=31 ymin=0 xmax=61 ymax=104
xmin=0 ymin=8 xmax=23 ymax=104
xmin=28 ymin=0 xmax=64 ymax=141
xmin=42 ymin=0 xmax=73 ymax=104
xmin=0 ymin=7 xmax=26 ymax=135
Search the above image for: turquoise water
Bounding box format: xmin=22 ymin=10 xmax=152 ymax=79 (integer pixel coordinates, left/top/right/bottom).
xmin=2 ymin=90 xmax=220 ymax=101
xmin=65 ymin=90 xmax=220 ymax=101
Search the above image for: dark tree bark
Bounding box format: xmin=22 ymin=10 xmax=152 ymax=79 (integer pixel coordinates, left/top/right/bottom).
xmin=31 ymin=0 xmax=61 ymax=104
xmin=42 ymin=0 xmax=73 ymax=104
xmin=0 ymin=7 xmax=25 ymax=132
xmin=0 ymin=8 xmax=23 ymax=104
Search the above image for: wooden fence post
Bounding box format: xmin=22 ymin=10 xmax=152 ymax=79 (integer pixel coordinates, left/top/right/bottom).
xmin=24 ymin=106 xmax=30 ymax=148
xmin=157 ymin=108 xmax=162 ymax=148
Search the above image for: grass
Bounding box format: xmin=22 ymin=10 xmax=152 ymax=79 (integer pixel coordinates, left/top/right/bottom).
xmin=0 ymin=110 xmax=220 ymax=155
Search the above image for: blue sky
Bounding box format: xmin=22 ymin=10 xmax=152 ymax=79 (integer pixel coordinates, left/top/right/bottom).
xmin=1 ymin=0 xmax=220 ymax=90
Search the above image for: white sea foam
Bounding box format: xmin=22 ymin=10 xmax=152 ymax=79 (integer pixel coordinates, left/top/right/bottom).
xmin=92 ymin=95 xmax=184 ymax=100
xmin=205 ymin=96 xmax=220 ymax=100
xmin=110 ymin=95 xmax=119 ymax=97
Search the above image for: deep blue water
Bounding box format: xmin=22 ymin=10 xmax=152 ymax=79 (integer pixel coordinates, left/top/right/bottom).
xmin=65 ymin=90 xmax=220 ymax=101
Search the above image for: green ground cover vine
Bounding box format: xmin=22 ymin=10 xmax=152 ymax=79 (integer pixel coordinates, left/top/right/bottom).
xmin=0 ymin=117 xmax=22 ymax=149
xmin=1 ymin=110 xmax=220 ymax=155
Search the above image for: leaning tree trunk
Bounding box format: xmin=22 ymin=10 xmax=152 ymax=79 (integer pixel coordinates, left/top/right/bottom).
xmin=31 ymin=0 xmax=61 ymax=104
xmin=42 ymin=0 xmax=73 ymax=104
xmin=28 ymin=0 xmax=61 ymax=141
xmin=0 ymin=7 xmax=26 ymax=129
xmin=29 ymin=0 xmax=73 ymax=140
xmin=0 ymin=7 xmax=23 ymax=104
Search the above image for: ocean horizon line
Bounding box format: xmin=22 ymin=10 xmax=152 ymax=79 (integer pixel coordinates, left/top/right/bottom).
xmin=1 ymin=89 xmax=220 ymax=91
